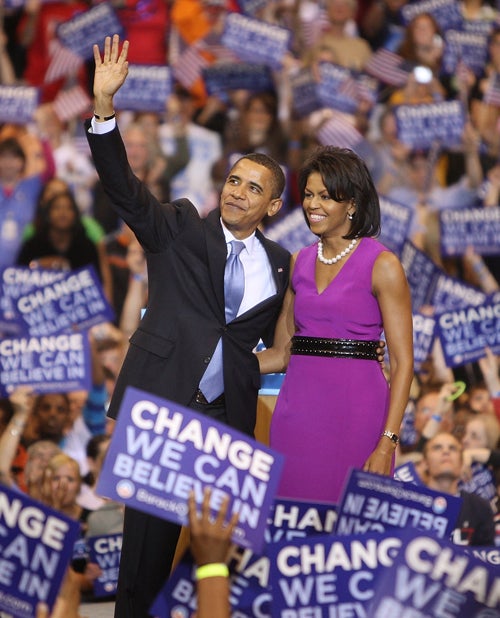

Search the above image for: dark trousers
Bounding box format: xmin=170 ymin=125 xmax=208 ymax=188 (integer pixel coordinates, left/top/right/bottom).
xmin=114 ymin=396 xmax=227 ymax=618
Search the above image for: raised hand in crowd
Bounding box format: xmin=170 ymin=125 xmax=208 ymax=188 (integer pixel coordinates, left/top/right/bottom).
xmin=188 ymin=487 xmax=239 ymax=618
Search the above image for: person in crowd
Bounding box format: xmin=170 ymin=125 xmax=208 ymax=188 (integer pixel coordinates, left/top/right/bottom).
xmin=0 ymin=136 xmax=46 ymax=268
xmin=257 ymin=145 xmax=413 ymax=503
xmin=187 ymin=487 xmax=238 ymax=618
xmin=86 ymin=35 xmax=289 ymax=617
xmin=34 ymin=103 xmax=98 ymax=214
xmin=17 ymin=0 xmax=90 ymax=103
xmin=302 ymin=0 xmax=373 ymax=71
xmin=422 ymin=432 xmax=495 ymax=545
xmin=93 ymin=116 xmax=188 ymax=234
xmin=16 ymin=189 xmax=113 ymax=300
xmin=158 ymin=85 xmax=223 ymax=216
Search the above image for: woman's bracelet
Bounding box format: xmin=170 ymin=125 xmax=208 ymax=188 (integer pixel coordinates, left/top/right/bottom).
xmin=196 ymin=563 xmax=229 ymax=581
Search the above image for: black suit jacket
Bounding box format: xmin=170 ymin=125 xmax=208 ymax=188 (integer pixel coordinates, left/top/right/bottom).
xmin=86 ymin=122 xmax=290 ymax=435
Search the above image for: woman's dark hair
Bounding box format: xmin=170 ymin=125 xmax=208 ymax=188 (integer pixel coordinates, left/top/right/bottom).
xmin=35 ymin=191 xmax=86 ymax=239
xmin=298 ymin=146 xmax=381 ymax=239
xmin=0 ymin=137 xmax=26 ymax=167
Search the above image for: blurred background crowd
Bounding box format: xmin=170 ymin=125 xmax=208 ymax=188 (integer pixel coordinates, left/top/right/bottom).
xmin=0 ymin=0 xmax=500 ymax=611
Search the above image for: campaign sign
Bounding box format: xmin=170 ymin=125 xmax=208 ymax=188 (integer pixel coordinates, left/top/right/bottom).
xmin=0 ymin=331 xmax=91 ymax=397
xmin=412 ymin=312 xmax=436 ymax=373
xmin=56 ymin=4 xmax=124 ymax=60
xmin=289 ymin=67 xmax=322 ymax=118
xmin=431 ymin=272 xmax=487 ymax=313
xmin=86 ymin=533 xmax=122 ymax=598
xmin=394 ymin=101 xmax=465 ymax=150
xmin=401 ymin=0 xmax=463 ymax=31
xmin=221 ymin=13 xmax=292 ymax=69
xmin=237 ymin=0 xmax=268 ymax=16
xmin=334 ymin=469 xmax=461 ymax=539
xmin=469 ymin=546 xmax=500 ymax=567
xmin=12 ymin=266 xmax=115 ymax=337
xmin=151 ymin=497 xmax=338 ymax=618
xmin=0 ymin=86 xmax=39 ymax=124
xmin=316 ymin=63 xmax=359 ymax=115
xmin=440 ymin=206 xmax=500 ymax=257
xmin=369 ymin=529 xmax=500 ymax=617
xmin=394 ymin=461 xmax=426 ymax=486
xmin=400 ymin=241 xmax=441 ymax=312
xmin=114 ymin=64 xmax=172 ymax=113
xmin=0 ymin=267 xmax=66 ymax=336
xmin=267 ymin=498 xmax=337 ymax=544
xmin=202 ymin=63 xmax=274 ymax=96
xmin=459 ymin=463 xmax=497 ymax=511
xmin=268 ymin=531 xmax=403 ymax=618
xmin=435 ymin=296 xmax=500 ymax=367
xmin=97 ymin=387 xmax=284 ymax=552
xmin=442 ymin=30 xmax=488 ymax=76
xmin=0 ymin=484 xmax=80 ymax=618
xmin=266 ymin=208 xmax=317 ymax=253
xmin=379 ymin=195 xmax=413 ymax=256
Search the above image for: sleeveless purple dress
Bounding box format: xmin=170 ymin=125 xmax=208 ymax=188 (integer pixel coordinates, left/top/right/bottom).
xmin=269 ymin=237 xmax=390 ymax=503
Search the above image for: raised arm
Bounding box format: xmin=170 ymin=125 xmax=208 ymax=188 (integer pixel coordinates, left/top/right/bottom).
xmin=92 ymin=35 xmax=130 ymax=122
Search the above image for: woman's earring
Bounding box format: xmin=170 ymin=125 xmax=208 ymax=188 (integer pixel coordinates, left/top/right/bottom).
xmin=348 ymin=212 xmax=354 ymax=220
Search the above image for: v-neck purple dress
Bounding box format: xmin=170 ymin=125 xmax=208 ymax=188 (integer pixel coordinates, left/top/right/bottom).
xmin=269 ymin=237 xmax=390 ymax=503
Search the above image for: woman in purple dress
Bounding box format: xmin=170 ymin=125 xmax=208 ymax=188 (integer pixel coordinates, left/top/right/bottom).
xmin=259 ymin=146 xmax=414 ymax=503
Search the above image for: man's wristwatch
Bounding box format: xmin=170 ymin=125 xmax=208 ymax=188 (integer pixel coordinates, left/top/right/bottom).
xmin=381 ymin=430 xmax=399 ymax=445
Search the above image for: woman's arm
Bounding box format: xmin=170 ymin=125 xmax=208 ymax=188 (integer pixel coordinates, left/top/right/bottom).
xmin=364 ymin=251 xmax=414 ymax=475
xmin=0 ymin=387 xmax=34 ymax=485
xmin=256 ymin=255 xmax=297 ymax=374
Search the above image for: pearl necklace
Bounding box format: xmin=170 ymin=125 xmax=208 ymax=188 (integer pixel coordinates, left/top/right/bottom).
xmin=317 ymin=238 xmax=357 ymax=265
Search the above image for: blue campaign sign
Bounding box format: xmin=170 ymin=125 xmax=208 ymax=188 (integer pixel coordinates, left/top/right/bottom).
xmin=334 ymin=469 xmax=462 ymax=539
xmin=459 ymin=463 xmax=497 ymax=511
xmin=86 ymin=533 xmax=122 ymax=598
xmin=152 ymin=496 xmax=338 ymax=618
xmin=0 ymin=267 xmax=66 ymax=337
xmin=394 ymin=461 xmax=426 ymax=486
xmin=394 ymin=101 xmax=465 ymax=150
xmin=469 ymin=546 xmax=500 ymax=567
xmin=440 ymin=206 xmax=500 ymax=257
xmin=0 ymin=485 xmax=80 ymax=617
xmin=266 ymin=207 xmax=317 ymax=254
xmin=316 ymin=63 xmax=359 ymax=115
xmin=412 ymin=312 xmax=437 ymax=373
xmin=431 ymin=272 xmax=486 ymax=313
xmin=379 ymin=196 xmax=413 ymax=256
xmin=435 ymin=296 xmax=500 ymax=367
xmin=0 ymin=331 xmax=91 ymax=397
xmin=0 ymin=86 xmax=40 ymax=124
xmin=114 ymin=64 xmax=172 ymax=113
xmin=369 ymin=529 xmax=500 ymax=617
xmin=442 ymin=30 xmax=489 ymax=76
xmin=290 ymin=68 xmax=322 ymax=118
xmin=266 ymin=498 xmax=337 ymax=544
xmin=55 ymin=4 xmax=124 ymax=59
xmin=411 ymin=317 xmax=434 ymax=372
xmin=221 ymin=13 xmax=292 ymax=69
xmin=96 ymin=387 xmax=284 ymax=553
xmin=11 ymin=266 xmax=115 ymax=337
xmin=400 ymin=241 xmax=441 ymax=312
xmin=401 ymin=0 xmax=464 ymax=31
xmin=268 ymin=531 xmax=403 ymax=617
xmin=202 ymin=63 xmax=274 ymax=96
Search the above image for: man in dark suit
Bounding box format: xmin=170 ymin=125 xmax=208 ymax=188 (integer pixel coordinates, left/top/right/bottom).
xmin=87 ymin=35 xmax=290 ymax=617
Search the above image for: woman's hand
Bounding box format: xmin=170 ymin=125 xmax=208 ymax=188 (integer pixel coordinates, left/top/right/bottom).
xmin=363 ymin=440 xmax=396 ymax=476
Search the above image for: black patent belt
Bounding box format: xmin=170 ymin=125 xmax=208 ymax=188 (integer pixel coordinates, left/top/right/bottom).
xmin=291 ymin=336 xmax=379 ymax=360
xmin=195 ymin=389 xmax=225 ymax=405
